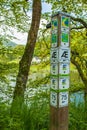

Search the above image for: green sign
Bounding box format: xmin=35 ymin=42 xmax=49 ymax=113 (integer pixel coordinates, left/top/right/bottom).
xmin=62 ymin=33 xmax=69 ymax=43
xmin=61 ymin=16 xmax=69 ymax=28
xmin=52 ymin=18 xmax=58 ymax=30
xmin=52 ymin=34 xmax=57 ymax=44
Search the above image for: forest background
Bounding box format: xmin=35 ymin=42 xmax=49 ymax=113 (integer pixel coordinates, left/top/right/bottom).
xmin=0 ymin=0 xmax=87 ymax=130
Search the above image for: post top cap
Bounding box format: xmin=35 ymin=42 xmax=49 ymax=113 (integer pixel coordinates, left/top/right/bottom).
xmin=52 ymin=11 xmax=70 ymax=17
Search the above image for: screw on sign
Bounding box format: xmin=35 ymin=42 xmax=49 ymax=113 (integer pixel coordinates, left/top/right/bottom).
xmin=59 ymin=63 xmax=70 ymax=75
xmin=59 ymin=92 xmax=68 ymax=107
xmin=50 ymin=48 xmax=58 ymax=63
xmin=61 ymin=16 xmax=70 ymax=32
xmin=51 ymin=64 xmax=58 ymax=75
xmin=51 ymin=18 xmax=58 ymax=31
xmin=61 ymin=51 xmax=68 ymax=58
xmin=51 ymin=78 xmax=58 ymax=90
xmin=59 ymin=48 xmax=70 ymax=62
xmin=61 ymin=32 xmax=69 ymax=47
xmin=51 ymin=17 xmax=58 ymax=48
xmin=59 ymin=77 xmax=69 ymax=90
xmin=50 ymin=92 xmax=57 ymax=107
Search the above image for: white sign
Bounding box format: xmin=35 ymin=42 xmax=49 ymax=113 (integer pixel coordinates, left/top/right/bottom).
xmin=50 ymin=92 xmax=57 ymax=107
xmin=59 ymin=77 xmax=69 ymax=90
xmin=59 ymin=92 xmax=68 ymax=107
xmin=59 ymin=63 xmax=70 ymax=75
xmin=52 ymin=17 xmax=58 ymax=28
xmin=59 ymin=47 xmax=70 ymax=62
xmin=61 ymin=16 xmax=70 ymax=32
xmin=50 ymin=48 xmax=58 ymax=63
xmin=51 ymin=78 xmax=58 ymax=90
xmin=50 ymin=64 xmax=58 ymax=75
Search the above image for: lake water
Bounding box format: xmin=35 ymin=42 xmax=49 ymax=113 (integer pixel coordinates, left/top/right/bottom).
xmin=70 ymin=91 xmax=84 ymax=105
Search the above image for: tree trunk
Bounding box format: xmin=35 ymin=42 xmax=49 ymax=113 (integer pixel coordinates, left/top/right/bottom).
xmin=11 ymin=0 xmax=41 ymax=112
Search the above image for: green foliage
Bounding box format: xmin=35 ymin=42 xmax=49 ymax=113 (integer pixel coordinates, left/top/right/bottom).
xmin=0 ymin=91 xmax=87 ymax=130
xmin=0 ymin=0 xmax=30 ymax=32
xmin=0 ymin=42 xmax=24 ymax=83
xmin=0 ymin=1 xmax=87 ymax=130
xmin=0 ymin=101 xmax=10 ymax=130
xmin=71 ymin=30 xmax=87 ymax=88
xmin=24 ymin=94 xmax=49 ymax=130
xmin=45 ymin=0 xmax=87 ymax=19
xmin=69 ymin=102 xmax=87 ymax=130
xmin=70 ymin=70 xmax=85 ymax=92
xmin=0 ymin=90 xmax=49 ymax=130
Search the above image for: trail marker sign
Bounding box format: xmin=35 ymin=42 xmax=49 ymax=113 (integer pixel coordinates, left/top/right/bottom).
xmin=59 ymin=63 xmax=70 ymax=76
xmin=50 ymin=12 xmax=70 ymax=130
xmin=59 ymin=47 xmax=70 ymax=62
xmin=51 ymin=77 xmax=58 ymax=90
xmin=50 ymin=48 xmax=58 ymax=63
xmin=50 ymin=91 xmax=57 ymax=107
xmin=59 ymin=77 xmax=69 ymax=90
xmin=59 ymin=92 xmax=69 ymax=107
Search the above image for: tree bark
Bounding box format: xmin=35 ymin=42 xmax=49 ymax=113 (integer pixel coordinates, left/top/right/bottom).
xmin=12 ymin=0 xmax=41 ymax=103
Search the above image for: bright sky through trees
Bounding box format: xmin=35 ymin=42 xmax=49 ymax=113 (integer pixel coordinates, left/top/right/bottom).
xmin=12 ymin=2 xmax=52 ymax=44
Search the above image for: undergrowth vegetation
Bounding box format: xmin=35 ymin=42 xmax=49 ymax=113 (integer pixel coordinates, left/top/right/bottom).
xmin=0 ymin=92 xmax=87 ymax=130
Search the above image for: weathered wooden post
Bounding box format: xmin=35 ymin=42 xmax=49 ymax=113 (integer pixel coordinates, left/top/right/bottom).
xmin=50 ymin=12 xmax=70 ymax=130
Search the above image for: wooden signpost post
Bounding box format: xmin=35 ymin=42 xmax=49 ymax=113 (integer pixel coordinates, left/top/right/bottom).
xmin=50 ymin=12 xmax=70 ymax=130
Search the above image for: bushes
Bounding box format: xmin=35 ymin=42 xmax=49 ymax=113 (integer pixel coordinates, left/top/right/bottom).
xmin=23 ymin=98 xmax=49 ymax=130
xmin=0 ymin=92 xmax=87 ymax=130
xmin=69 ymin=102 xmax=87 ymax=130
xmin=0 ymin=102 xmax=10 ymax=130
xmin=0 ymin=92 xmax=49 ymax=130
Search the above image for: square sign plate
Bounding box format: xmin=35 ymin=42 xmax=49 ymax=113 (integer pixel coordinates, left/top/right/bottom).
xmin=51 ymin=77 xmax=58 ymax=90
xmin=50 ymin=91 xmax=57 ymax=107
xmin=61 ymin=16 xmax=70 ymax=32
xmin=61 ymin=16 xmax=69 ymax=28
xmin=59 ymin=63 xmax=70 ymax=76
xmin=59 ymin=47 xmax=70 ymax=62
xmin=61 ymin=32 xmax=69 ymax=47
xmin=59 ymin=92 xmax=68 ymax=107
xmin=50 ymin=63 xmax=58 ymax=75
xmin=59 ymin=77 xmax=69 ymax=90
xmin=51 ymin=17 xmax=58 ymax=32
xmin=50 ymin=48 xmax=58 ymax=63
xmin=51 ymin=33 xmax=58 ymax=47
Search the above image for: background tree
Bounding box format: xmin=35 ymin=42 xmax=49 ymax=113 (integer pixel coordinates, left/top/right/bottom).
xmin=11 ymin=0 xmax=42 ymax=118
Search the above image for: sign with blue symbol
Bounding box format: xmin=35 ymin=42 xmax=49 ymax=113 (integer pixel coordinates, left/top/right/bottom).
xmin=51 ymin=34 xmax=57 ymax=47
xmin=51 ymin=17 xmax=58 ymax=31
xmin=59 ymin=77 xmax=69 ymax=90
xmin=61 ymin=33 xmax=69 ymax=47
xmin=51 ymin=78 xmax=58 ymax=90
xmin=50 ymin=64 xmax=58 ymax=75
xmin=50 ymin=91 xmax=57 ymax=107
xmin=59 ymin=63 xmax=70 ymax=75
xmin=61 ymin=16 xmax=70 ymax=32
xmin=59 ymin=92 xmax=68 ymax=107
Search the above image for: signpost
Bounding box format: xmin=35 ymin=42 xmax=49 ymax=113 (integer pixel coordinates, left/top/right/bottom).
xmin=50 ymin=12 xmax=70 ymax=130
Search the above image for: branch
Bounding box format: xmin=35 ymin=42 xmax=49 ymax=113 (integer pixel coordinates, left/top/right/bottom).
xmin=71 ymin=51 xmax=87 ymax=84
xmin=46 ymin=16 xmax=87 ymax=29
xmin=71 ymin=26 xmax=85 ymax=30
xmin=71 ymin=16 xmax=87 ymax=28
